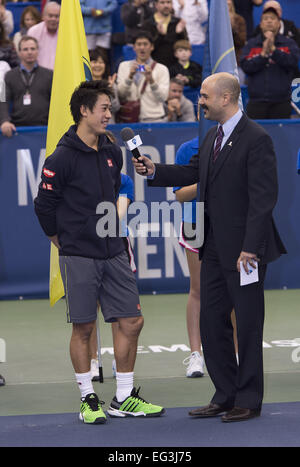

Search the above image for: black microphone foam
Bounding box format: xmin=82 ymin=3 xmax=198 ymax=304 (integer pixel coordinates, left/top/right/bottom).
xmin=121 ymin=127 xmax=141 ymax=160
xmin=120 ymin=127 xmax=135 ymax=142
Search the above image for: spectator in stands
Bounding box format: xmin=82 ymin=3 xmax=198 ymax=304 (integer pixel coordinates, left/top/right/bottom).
xmin=89 ymin=47 xmax=120 ymax=121
xmin=234 ymin=0 xmax=263 ymax=38
xmin=0 ymin=22 xmax=19 ymax=68
xmin=252 ymin=1 xmax=300 ymax=49
xmin=117 ymin=31 xmax=169 ymax=122
xmin=141 ymin=0 xmax=188 ymax=69
xmin=227 ymin=0 xmax=247 ymax=84
xmin=41 ymin=0 xmax=61 ymax=11
xmin=240 ymin=6 xmax=300 ymax=119
xmin=227 ymin=0 xmax=247 ymax=66
xmin=169 ymin=39 xmax=202 ymax=88
xmin=0 ymin=0 xmax=14 ymax=38
xmin=164 ymin=77 xmax=196 ymax=122
xmin=13 ymin=6 xmax=42 ymax=52
xmin=0 ymin=36 xmax=53 ymax=137
xmin=121 ymin=0 xmax=153 ymax=45
xmin=80 ymin=0 xmax=118 ymax=51
xmin=90 ymin=46 xmax=111 ymax=80
xmin=0 ymin=58 xmax=9 ymax=80
xmin=27 ymin=1 xmax=60 ymax=70
xmin=172 ymin=0 xmax=208 ymax=46
xmin=0 ymin=58 xmax=9 ymax=103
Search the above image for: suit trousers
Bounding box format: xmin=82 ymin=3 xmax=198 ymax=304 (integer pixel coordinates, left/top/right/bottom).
xmin=200 ymin=229 xmax=266 ymax=410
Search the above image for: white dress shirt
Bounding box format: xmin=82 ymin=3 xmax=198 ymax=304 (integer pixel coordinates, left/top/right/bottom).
xmin=217 ymin=109 xmax=243 ymax=151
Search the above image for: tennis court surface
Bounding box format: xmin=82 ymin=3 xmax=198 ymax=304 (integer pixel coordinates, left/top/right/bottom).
xmin=0 ymin=290 xmax=300 ymax=447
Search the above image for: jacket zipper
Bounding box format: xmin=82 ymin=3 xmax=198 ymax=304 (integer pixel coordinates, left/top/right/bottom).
xmin=95 ymin=143 xmax=111 ymax=259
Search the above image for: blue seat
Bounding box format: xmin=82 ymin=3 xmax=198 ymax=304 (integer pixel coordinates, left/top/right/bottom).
xmin=122 ymin=45 xmax=136 ymax=61
xmin=241 ymin=85 xmax=249 ymax=109
xmin=191 ymin=45 xmax=205 ymax=66
xmin=183 ymin=87 xmax=200 ymax=117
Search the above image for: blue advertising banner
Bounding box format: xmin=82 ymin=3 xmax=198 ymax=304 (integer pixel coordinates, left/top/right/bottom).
xmin=0 ymin=121 xmax=299 ymax=300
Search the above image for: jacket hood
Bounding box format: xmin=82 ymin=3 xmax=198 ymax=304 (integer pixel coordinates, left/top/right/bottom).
xmin=56 ymin=125 xmax=106 ymax=153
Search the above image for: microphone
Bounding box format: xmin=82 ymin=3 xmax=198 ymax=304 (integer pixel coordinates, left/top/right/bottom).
xmin=120 ymin=127 xmax=148 ymax=173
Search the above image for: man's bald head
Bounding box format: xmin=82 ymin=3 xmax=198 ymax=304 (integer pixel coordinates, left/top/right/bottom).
xmin=199 ymin=72 xmax=241 ymax=124
xmin=204 ymin=73 xmax=241 ymax=104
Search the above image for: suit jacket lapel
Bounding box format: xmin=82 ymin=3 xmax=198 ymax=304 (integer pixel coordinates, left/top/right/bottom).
xmin=210 ymin=113 xmax=248 ymax=183
xmin=199 ymin=129 xmax=216 ymax=200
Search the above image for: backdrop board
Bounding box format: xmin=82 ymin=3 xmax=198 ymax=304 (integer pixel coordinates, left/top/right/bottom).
xmin=0 ymin=121 xmax=299 ymax=300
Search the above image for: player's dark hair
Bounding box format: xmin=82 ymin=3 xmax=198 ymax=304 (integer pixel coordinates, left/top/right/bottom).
xmin=70 ymin=80 xmax=113 ymax=125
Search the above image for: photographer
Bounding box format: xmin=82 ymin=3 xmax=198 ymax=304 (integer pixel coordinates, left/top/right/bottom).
xmin=116 ymin=31 xmax=169 ymax=122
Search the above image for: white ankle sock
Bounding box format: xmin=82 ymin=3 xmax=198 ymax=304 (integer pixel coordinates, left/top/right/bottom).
xmin=116 ymin=371 xmax=134 ymax=402
xmin=75 ymin=371 xmax=94 ymax=399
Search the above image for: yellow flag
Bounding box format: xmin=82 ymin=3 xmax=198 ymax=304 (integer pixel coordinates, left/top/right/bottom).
xmin=46 ymin=0 xmax=92 ymax=306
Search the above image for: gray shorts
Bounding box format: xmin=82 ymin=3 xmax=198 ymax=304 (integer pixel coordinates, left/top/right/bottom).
xmin=59 ymin=252 xmax=142 ymax=324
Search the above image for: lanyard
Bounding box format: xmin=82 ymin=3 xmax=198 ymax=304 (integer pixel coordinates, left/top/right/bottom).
xmin=19 ymin=67 xmax=36 ymax=92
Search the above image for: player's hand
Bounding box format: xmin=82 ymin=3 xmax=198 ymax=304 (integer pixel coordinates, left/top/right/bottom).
xmin=48 ymin=235 xmax=61 ymax=249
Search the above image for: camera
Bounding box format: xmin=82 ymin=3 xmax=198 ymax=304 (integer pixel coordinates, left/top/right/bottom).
xmin=137 ymin=65 xmax=145 ymax=72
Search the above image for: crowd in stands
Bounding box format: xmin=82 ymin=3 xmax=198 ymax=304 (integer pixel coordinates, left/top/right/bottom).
xmin=0 ymin=0 xmax=300 ymax=135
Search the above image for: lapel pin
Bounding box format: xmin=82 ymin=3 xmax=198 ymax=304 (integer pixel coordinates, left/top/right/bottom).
xmin=228 ymin=141 xmax=233 ymax=147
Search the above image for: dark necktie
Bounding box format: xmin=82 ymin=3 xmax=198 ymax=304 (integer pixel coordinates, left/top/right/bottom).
xmin=213 ymin=125 xmax=224 ymax=162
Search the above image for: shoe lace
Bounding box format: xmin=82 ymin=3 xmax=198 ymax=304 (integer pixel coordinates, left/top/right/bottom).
xmin=83 ymin=394 xmax=105 ymax=411
xmin=182 ymin=354 xmax=193 ymax=366
xmin=131 ymin=387 xmax=148 ymax=404
xmin=183 ymin=353 xmax=201 ymax=366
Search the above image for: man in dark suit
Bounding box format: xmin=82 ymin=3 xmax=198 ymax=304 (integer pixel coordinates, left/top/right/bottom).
xmin=133 ymin=72 xmax=286 ymax=422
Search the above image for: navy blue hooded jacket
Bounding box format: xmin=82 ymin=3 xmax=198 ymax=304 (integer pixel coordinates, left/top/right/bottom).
xmin=34 ymin=125 xmax=125 ymax=259
xmin=240 ymin=33 xmax=300 ymax=102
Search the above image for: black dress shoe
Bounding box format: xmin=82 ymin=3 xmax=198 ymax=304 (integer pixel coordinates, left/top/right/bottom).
xmin=189 ymin=403 xmax=231 ymax=418
xmin=221 ymin=406 xmax=261 ymax=422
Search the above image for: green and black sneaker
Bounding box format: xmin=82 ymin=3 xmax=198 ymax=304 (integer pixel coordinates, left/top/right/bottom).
xmin=79 ymin=393 xmax=106 ymax=424
xmin=107 ymin=387 xmax=165 ymax=418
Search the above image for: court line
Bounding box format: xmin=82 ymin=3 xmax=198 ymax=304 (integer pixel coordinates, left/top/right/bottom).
xmin=3 ymin=368 xmax=300 ymax=387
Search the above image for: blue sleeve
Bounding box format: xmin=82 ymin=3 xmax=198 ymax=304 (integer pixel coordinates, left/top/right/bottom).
xmin=80 ymin=1 xmax=92 ymax=15
xmin=173 ymin=140 xmax=198 ymax=193
xmin=118 ymin=174 xmax=134 ymax=202
xmin=172 ymin=139 xmax=199 ymax=224
xmin=103 ymin=0 xmax=118 ymax=14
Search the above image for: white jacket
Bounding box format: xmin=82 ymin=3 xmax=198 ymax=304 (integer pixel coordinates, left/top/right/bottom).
xmin=117 ymin=60 xmax=170 ymax=122
xmin=2 ymin=10 xmax=14 ymax=38
xmin=173 ymin=0 xmax=208 ymax=45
